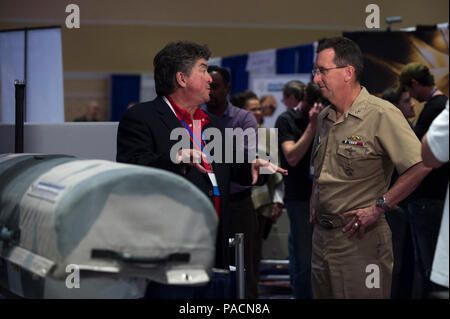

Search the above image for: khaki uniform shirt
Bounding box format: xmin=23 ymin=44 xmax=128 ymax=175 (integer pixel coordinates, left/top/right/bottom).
xmin=311 ymin=87 xmax=422 ymax=219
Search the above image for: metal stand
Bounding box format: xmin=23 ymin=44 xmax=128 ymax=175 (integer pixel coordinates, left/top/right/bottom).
xmin=229 ymin=233 xmax=245 ymax=299
xmin=14 ymin=80 xmax=25 ymax=153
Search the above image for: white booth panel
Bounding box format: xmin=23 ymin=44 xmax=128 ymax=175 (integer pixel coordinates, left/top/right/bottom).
xmin=27 ymin=28 xmax=64 ymax=122
xmin=0 ymin=122 xmax=119 ymax=161
xmin=0 ymin=31 xmax=25 ymax=123
xmin=0 ymin=28 xmax=64 ymax=123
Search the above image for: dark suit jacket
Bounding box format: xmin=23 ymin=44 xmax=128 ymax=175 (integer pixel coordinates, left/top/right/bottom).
xmin=116 ymin=96 xmax=253 ymax=268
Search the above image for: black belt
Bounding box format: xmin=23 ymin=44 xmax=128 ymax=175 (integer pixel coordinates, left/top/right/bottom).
xmin=229 ymin=189 xmax=252 ymax=201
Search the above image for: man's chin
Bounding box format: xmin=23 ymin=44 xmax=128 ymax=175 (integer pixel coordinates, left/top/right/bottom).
xmin=320 ymin=88 xmax=330 ymax=98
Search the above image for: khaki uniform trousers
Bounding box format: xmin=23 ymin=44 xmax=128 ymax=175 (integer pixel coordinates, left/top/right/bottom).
xmin=312 ymin=215 xmax=393 ymax=299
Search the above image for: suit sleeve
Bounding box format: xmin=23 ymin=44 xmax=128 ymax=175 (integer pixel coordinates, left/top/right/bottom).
xmin=116 ymin=108 xmax=185 ymax=174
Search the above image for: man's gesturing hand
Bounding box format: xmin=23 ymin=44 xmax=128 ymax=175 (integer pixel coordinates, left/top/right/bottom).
xmin=176 ymin=149 xmax=208 ymax=174
xmin=251 ymin=159 xmax=288 ymax=185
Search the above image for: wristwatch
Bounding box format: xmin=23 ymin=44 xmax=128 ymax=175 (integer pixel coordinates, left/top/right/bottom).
xmin=376 ymin=196 xmax=391 ymax=212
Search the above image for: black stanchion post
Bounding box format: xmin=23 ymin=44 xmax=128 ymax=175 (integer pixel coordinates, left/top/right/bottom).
xmin=229 ymin=233 xmax=245 ymax=299
xmin=14 ymin=80 xmax=25 ymax=153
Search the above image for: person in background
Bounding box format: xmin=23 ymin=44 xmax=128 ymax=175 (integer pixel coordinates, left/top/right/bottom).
xmin=230 ymin=90 xmax=258 ymax=109
xmin=260 ymin=95 xmax=278 ymax=118
xmin=205 ymin=66 xmax=260 ymax=299
xmin=74 ymin=101 xmax=100 ymax=122
xmin=274 ymin=80 xmax=323 ymax=299
xmin=399 ymin=62 xmax=449 ymax=299
xmin=127 ymin=101 xmax=137 ymax=109
xmin=382 ymin=86 xmax=415 ymax=127
xmin=242 ymin=92 xmax=285 ymax=293
xmin=381 ymin=85 xmax=417 ymax=298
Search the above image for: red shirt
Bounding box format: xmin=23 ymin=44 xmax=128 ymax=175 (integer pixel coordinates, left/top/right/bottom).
xmin=166 ymin=96 xmax=210 ymax=132
xmin=166 ymin=96 xmax=221 ymax=218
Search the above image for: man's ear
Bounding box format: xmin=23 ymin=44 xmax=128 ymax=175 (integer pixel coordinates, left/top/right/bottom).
xmin=225 ymin=82 xmax=231 ymax=94
xmin=344 ymin=65 xmax=354 ymax=83
xmin=176 ymin=72 xmax=187 ymax=88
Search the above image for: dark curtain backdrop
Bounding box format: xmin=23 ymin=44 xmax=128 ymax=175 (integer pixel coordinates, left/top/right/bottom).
xmin=110 ymin=74 xmax=140 ymax=121
xmin=276 ymin=43 xmax=315 ymax=76
xmin=221 ymin=54 xmax=249 ymax=95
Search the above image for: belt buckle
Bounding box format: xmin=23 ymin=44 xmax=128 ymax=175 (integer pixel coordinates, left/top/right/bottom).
xmin=319 ymin=218 xmax=334 ymax=229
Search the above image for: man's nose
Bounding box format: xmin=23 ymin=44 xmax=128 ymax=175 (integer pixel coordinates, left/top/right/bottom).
xmin=313 ymin=73 xmax=321 ymax=83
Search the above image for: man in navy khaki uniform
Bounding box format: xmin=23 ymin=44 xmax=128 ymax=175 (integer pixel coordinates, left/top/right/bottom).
xmin=310 ymin=37 xmax=431 ymax=299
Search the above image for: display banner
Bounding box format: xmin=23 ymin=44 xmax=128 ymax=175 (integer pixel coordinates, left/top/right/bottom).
xmin=249 ymin=73 xmax=312 ymax=128
xmin=345 ymin=29 xmax=449 ymax=123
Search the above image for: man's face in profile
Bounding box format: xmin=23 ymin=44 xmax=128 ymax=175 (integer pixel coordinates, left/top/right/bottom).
xmin=207 ymin=71 xmax=230 ymax=109
xmin=183 ymin=58 xmax=213 ymax=105
xmin=244 ymin=98 xmax=263 ymax=124
xmin=397 ymin=91 xmax=415 ymax=119
xmin=282 ymin=94 xmax=298 ymax=108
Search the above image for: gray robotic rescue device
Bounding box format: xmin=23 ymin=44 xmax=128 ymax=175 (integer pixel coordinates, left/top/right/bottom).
xmin=0 ymin=154 xmax=218 ymax=298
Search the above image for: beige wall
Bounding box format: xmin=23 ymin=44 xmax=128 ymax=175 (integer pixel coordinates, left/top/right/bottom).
xmin=59 ymin=26 xmax=343 ymax=73
xmin=1 ymin=0 xmax=448 ymax=73
xmin=0 ymin=23 xmax=343 ymax=73
xmin=1 ymin=0 xmax=448 ymax=120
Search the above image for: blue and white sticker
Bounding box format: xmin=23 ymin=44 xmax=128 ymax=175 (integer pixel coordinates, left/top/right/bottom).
xmin=28 ymin=182 xmax=66 ymax=202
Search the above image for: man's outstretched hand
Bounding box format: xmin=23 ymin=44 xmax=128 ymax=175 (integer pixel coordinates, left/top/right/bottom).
xmin=251 ymin=159 xmax=288 ymax=185
xmin=176 ymin=149 xmax=208 ymax=174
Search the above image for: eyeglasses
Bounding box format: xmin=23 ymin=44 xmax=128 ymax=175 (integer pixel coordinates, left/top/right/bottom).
xmin=312 ymin=66 xmax=347 ymax=76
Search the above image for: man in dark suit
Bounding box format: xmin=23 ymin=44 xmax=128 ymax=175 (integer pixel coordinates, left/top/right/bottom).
xmin=116 ymin=41 xmax=286 ymax=277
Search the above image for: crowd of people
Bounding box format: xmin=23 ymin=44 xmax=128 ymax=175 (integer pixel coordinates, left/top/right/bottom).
xmin=116 ymin=38 xmax=448 ymax=299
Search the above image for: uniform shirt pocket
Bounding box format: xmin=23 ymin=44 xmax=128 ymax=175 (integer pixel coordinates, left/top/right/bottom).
xmin=336 ymin=144 xmax=378 ymax=179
